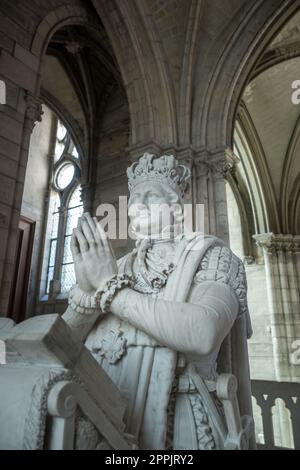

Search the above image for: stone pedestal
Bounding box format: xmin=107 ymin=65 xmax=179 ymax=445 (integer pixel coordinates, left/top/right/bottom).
xmin=0 ymin=314 xmax=132 ymax=450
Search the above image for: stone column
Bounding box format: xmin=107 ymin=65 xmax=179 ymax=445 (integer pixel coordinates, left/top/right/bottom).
xmin=254 ymin=234 xmax=300 ymax=382
xmin=0 ymin=91 xmax=43 ymax=316
xmin=254 ymin=234 xmax=300 ymax=448
xmin=81 ymin=183 xmax=94 ymax=214
xmin=127 ymin=143 xmax=237 ymax=242
xmin=48 ymin=204 xmax=67 ymax=300
xmin=192 ymin=148 xmax=238 ymax=241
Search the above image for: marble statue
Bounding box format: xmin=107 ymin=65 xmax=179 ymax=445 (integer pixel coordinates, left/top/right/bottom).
xmin=62 ymin=153 xmax=255 ymax=450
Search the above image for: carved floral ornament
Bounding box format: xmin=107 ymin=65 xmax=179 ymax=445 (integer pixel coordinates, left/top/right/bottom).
xmin=127 ymin=147 xmax=239 ymax=181
xmin=93 ymin=329 xmax=127 ymax=365
xmin=193 ymin=148 xmax=239 ymax=178
xmin=254 ymin=233 xmax=300 ymax=254
xmin=24 ymin=92 xmax=43 ymax=132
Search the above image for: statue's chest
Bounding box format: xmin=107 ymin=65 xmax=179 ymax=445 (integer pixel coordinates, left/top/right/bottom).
xmin=122 ymin=240 xmax=177 ymax=296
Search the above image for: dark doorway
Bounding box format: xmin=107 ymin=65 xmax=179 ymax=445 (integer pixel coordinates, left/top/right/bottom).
xmin=8 ymin=217 xmax=35 ymax=323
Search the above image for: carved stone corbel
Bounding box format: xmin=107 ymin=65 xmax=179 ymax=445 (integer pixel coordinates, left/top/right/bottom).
xmin=192 ymin=147 xmax=239 ymax=179
xmin=209 ymin=148 xmax=240 ymax=179
xmin=24 ymin=91 xmax=43 ymax=134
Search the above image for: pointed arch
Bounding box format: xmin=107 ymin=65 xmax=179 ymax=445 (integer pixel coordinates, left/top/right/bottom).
xmin=289 ymin=176 xmax=300 ymax=234
xmin=235 ymin=103 xmax=280 ymax=234
xmin=192 ymin=0 xmax=300 ymax=150
xmin=281 ymin=114 xmax=300 ymax=233
xmin=178 ymin=0 xmax=204 ymax=146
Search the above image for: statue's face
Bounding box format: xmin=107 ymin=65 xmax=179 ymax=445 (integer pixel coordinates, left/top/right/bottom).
xmin=128 ymin=181 xmax=181 ymax=239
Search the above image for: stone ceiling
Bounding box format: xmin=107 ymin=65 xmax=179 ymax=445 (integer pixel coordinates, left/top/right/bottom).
xmin=40 ymin=22 xmax=124 ymax=158
xmin=244 ymin=57 xmax=300 ymax=200
xmin=237 ymin=10 xmax=300 ymax=232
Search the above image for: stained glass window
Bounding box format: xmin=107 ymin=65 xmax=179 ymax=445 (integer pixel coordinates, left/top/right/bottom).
xmin=54 ymin=121 xmax=67 ymax=162
xmin=46 ymin=192 xmax=60 ymax=294
xmin=61 ymin=186 xmax=83 ymax=292
xmin=45 ymin=117 xmax=82 ymax=296
xmin=69 ymin=142 xmax=79 ymax=159
xmin=56 ymin=163 xmax=75 ymax=190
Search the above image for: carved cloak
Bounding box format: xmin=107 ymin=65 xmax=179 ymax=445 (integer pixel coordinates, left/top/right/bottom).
xmin=86 ymin=233 xmax=254 ymax=449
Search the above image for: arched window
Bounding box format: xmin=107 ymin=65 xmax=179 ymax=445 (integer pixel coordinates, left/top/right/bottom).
xmin=61 ymin=186 xmax=83 ymax=293
xmin=45 ymin=119 xmax=83 ymax=296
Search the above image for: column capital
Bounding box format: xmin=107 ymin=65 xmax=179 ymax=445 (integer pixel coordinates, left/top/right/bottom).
xmin=126 ymin=141 xmax=200 ymax=162
xmin=125 ymin=143 xmax=240 ymax=183
xmin=126 ymin=140 xmax=163 ymax=161
xmin=193 ymin=147 xmax=239 ymax=178
xmin=254 ymin=233 xmax=300 ymax=254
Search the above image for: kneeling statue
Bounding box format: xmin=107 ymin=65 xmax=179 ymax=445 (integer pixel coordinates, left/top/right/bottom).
xmin=63 ymin=153 xmax=255 ymax=450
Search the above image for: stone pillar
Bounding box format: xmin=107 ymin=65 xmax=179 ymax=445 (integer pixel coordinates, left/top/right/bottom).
xmin=192 ymin=148 xmax=238 ymax=241
xmin=48 ymin=204 xmax=66 ymax=300
xmin=0 ymin=91 xmax=43 ymax=316
xmin=81 ymin=183 xmax=94 ymax=214
xmin=127 ymin=142 xmax=237 ymax=242
xmin=254 ymin=234 xmax=300 ymax=382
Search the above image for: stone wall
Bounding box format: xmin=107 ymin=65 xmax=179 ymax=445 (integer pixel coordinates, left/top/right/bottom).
xmin=226 ymin=176 xmax=275 ymax=380
xmin=21 ymin=105 xmax=54 ymax=318
xmin=93 ymin=87 xmax=132 ymax=258
xmin=246 ymin=264 xmax=276 ymax=380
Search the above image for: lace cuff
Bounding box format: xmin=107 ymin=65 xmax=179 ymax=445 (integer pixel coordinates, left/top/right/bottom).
xmin=68 ymin=285 xmax=99 ymax=315
xmin=69 ymin=274 xmax=133 ymax=315
xmin=94 ymin=274 xmax=133 ymax=313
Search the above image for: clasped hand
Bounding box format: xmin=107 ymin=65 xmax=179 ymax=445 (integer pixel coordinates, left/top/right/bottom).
xmin=70 ymin=212 xmax=118 ymax=294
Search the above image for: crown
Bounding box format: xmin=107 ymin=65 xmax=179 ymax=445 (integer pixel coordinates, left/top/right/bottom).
xmin=127 ymin=153 xmax=191 ymax=198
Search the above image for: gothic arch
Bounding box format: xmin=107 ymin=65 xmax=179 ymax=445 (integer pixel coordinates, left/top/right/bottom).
xmin=226 ymin=170 xmax=255 ymax=258
xmin=178 ymin=0 xmax=204 ymax=146
xmin=281 ymin=114 xmax=300 ymax=233
xmin=289 ymin=176 xmax=300 ymax=234
xmin=30 ymin=5 xmax=100 ymax=91
xmin=235 ymin=105 xmax=280 ymax=234
xmin=29 ymin=2 xmax=132 ymax=193
xmin=251 ymin=42 xmax=300 ymax=80
xmin=41 ymin=89 xmax=85 ymax=163
xmin=192 ymin=0 xmax=300 ymax=150
xmin=29 ymin=5 xmax=115 ymax=164
xmin=91 ymin=0 xmax=177 ymax=148
xmin=133 ymin=0 xmax=177 ymax=146
xmin=29 ymin=2 xmax=154 ymax=148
